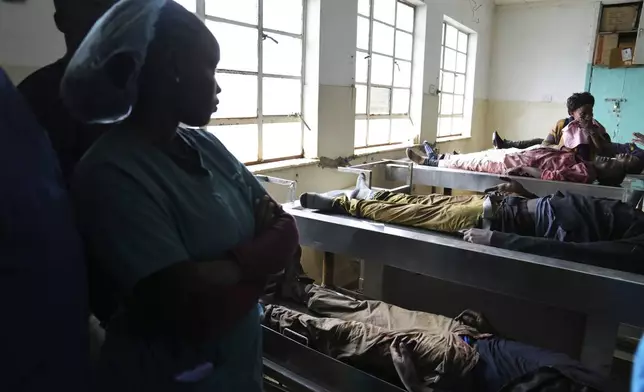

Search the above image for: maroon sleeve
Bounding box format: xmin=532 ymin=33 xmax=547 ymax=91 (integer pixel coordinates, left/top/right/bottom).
xmin=232 ymin=211 xmax=299 ymax=279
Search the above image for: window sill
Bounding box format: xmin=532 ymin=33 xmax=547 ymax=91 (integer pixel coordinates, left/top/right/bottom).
xmin=247 ymin=157 xmax=318 ymax=173
xmin=436 ymin=135 xmax=471 ymax=143
xmin=354 ymin=143 xmax=413 ymax=156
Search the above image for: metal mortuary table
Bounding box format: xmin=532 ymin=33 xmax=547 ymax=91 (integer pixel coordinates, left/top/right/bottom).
xmin=284 ymin=201 xmax=644 ymax=375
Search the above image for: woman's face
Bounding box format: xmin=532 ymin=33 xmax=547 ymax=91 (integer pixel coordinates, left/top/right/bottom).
xmin=175 ymin=35 xmax=221 ymax=127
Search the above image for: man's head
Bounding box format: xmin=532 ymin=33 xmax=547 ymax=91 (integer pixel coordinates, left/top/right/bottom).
xmin=54 ymin=0 xmax=117 ymax=55
xmin=593 ymin=158 xmax=626 ymax=186
xmin=567 ymin=92 xmax=595 ymax=128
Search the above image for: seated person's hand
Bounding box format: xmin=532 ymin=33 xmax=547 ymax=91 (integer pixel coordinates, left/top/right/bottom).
xmin=462 ymin=228 xmax=493 ymax=246
xmin=254 ymin=195 xmax=282 ymax=234
xmin=633 ymin=132 xmax=644 ymax=146
xmin=389 ymin=340 xmax=430 ymax=392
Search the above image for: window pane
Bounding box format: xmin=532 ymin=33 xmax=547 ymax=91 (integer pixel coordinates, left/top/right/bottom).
xmin=356 ymin=85 xmax=368 ymax=114
xmin=208 ymin=124 xmax=258 ymax=163
xmin=358 ymin=0 xmax=370 ymax=17
xmin=395 ymin=31 xmax=413 ymax=61
xmin=451 ymin=116 xmax=465 ymax=136
xmin=456 ymin=53 xmax=467 ymax=74
xmin=453 ymin=95 xmax=464 ymax=115
xmin=441 ymin=72 xmax=455 ymax=93
xmin=173 ymin=0 xmax=196 ymax=13
xmin=391 ymin=118 xmax=413 ymax=143
xmin=440 ymin=93 xmax=453 ymax=115
xmin=263 ymin=77 xmax=301 ymax=115
xmin=454 ymin=74 xmax=465 ymax=95
xmin=458 ymin=31 xmax=468 ymax=53
xmin=264 ymin=0 xmax=302 ymax=34
xmin=262 ymin=122 xmax=302 ymax=160
xmin=392 ymin=88 xmax=410 ymax=114
xmin=357 ymin=16 xmax=370 ymax=51
xmin=443 ymin=48 xmax=456 ymax=72
xmin=355 ymin=119 xmax=368 ymax=148
xmin=374 ymin=0 xmax=396 ymax=25
xmin=215 ymin=73 xmax=257 ymax=118
xmin=396 ymin=3 xmax=414 ymax=32
xmin=369 ymin=87 xmax=390 ymax=115
xmin=355 ymin=52 xmax=369 ymax=84
xmin=206 ymin=0 xmax=258 ymax=24
xmin=371 ymin=54 xmax=393 ymax=85
xmin=445 ymin=24 xmax=458 ymax=49
xmin=373 ymin=22 xmax=394 ymax=56
xmin=368 ymin=118 xmax=391 ymax=145
xmin=393 ymin=60 xmax=411 ymax=88
xmin=207 ymin=21 xmax=258 ymax=72
xmin=437 ymin=117 xmax=452 ymax=137
xmin=263 ymin=33 xmax=302 ymax=77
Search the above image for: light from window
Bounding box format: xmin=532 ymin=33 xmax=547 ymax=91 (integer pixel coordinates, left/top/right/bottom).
xmin=437 ymin=22 xmax=470 ymax=139
xmin=175 ymin=0 xmax=305 ymax=164
xmin=355 ymin=0 xmax=415 ymax=148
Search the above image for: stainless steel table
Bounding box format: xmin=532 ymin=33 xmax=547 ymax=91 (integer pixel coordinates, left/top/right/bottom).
xmin=339 ymin=160 xmax=644 ymax=200
xmin=285 ymin=202 xmax=644 ymax=375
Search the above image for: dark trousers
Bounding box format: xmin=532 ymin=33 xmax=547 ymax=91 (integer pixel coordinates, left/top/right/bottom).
xmin=263 ymin=287 xmax=488 ymax=389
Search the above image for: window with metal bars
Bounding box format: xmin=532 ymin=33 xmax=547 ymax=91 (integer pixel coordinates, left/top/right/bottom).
xmin=437 ymin=22 xmax=470 ymax=139
xmin=355 ymin=0 xmax=415 ymax=149
xmin=173 ymin=0 xmax=305 ymax=164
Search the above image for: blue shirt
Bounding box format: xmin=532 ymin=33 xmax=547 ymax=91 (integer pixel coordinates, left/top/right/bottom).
xmin=0 ymin=67 xmax=89 ymax=390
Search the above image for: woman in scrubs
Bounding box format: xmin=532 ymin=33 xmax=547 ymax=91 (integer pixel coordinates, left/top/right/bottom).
xmin=64 ymin=1 xmax=299 ymax=390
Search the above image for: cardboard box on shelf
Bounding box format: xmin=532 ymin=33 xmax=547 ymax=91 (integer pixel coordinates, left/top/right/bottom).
xmin=600 ymin=4 xmax=640 ymax=32
xmin=595 ymin=33 xmax=619 ymax=66
xmin=609 ymin=45 xmax=635 ymax=68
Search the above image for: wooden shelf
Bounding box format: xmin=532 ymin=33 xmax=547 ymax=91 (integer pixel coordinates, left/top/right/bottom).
xmin=598 ymin=30 xmax=638 ymax=35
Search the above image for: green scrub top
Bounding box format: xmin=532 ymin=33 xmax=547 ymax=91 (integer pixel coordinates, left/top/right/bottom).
xmin=72 ymin=126 xmax=266 ymax=391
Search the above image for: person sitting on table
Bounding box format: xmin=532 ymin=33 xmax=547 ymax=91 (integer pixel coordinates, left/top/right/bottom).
xmin=493 ymin=92 xmax=612 ymax=160
xmin=300 ymin=174 xmax=644 ymax=273
xmin=64 ymin=1 xmax=299 ymax=390
xmin=406 ymin=143 xmax=626 ymax=186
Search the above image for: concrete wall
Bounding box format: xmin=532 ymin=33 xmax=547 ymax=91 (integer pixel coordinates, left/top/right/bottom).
xmin=0 ymin=1 xmax=65 ymax=84
xmin=487 ymin=0 xmax=599 ymax=141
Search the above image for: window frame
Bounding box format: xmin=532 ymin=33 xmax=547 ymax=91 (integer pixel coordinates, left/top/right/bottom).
xmin=355 ymin=0 xmax=416 ymax=149
xmin=189 ymin=0 xmax=307 ymax=164
xmin=437 ymin=21 xmax=470 ymax=139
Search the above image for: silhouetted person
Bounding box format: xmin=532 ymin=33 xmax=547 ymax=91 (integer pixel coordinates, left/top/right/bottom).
xmin=63 ymin=1 xmax=298 ymax=389
xmin=18 ymin=0 xmax=116 ymax=184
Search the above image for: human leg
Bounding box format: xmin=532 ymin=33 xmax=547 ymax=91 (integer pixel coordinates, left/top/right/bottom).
xmin=262 ymin=304 xmax=479 ymax=389
xmin=306 ymin=286 xmax=486 ymax=339
xmin=493 ymin=131 xmax=544 ymax=150
xmin=332 ymin=192 xmax=484 ymax=233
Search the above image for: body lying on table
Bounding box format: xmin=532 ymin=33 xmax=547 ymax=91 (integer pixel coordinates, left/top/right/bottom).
xmin=265 ymin=285 xmax=606 ymax=392
xmin=299 ymin=175 xmax=644 ymax=274
xmin=406 ymin=144 xmax=628 ymax=187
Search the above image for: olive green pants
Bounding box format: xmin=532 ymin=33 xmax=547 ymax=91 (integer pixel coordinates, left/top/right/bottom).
xmin=332 ymin=191 xmax=485 ymax=233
